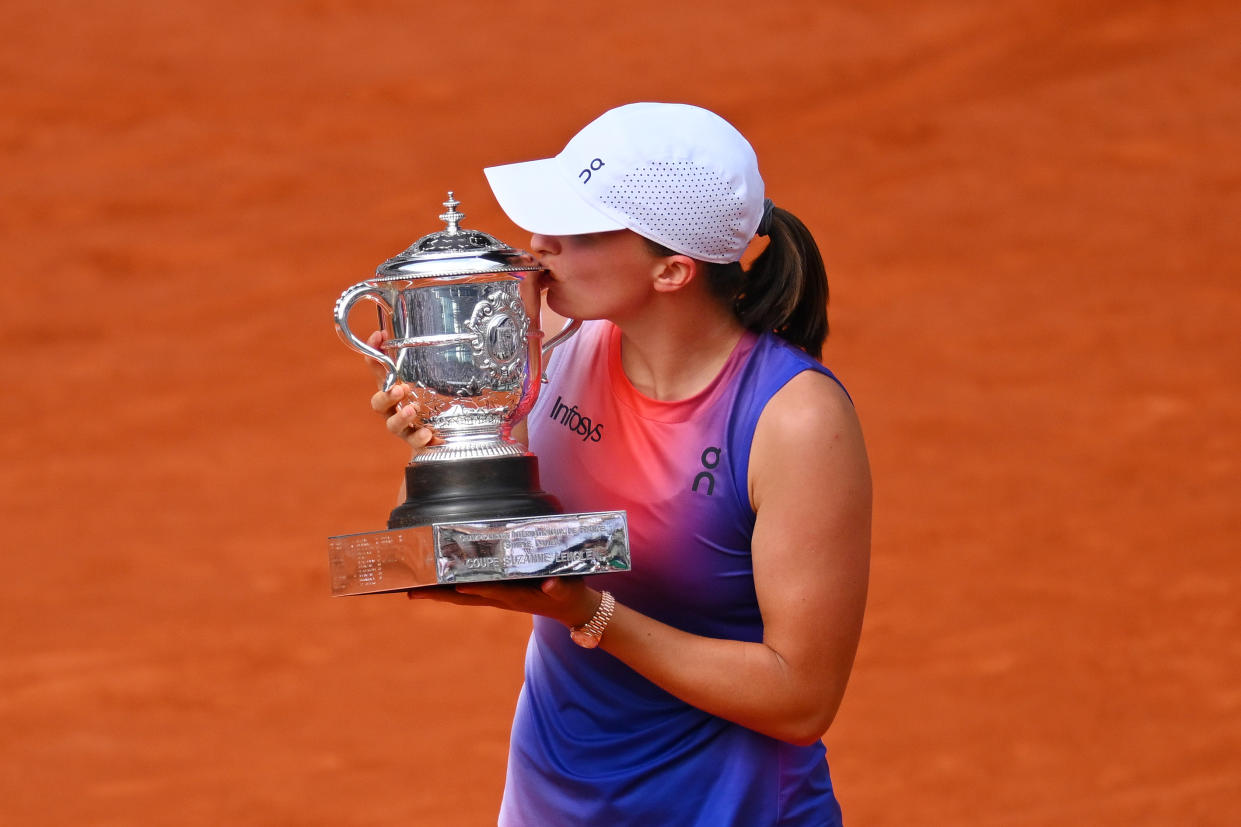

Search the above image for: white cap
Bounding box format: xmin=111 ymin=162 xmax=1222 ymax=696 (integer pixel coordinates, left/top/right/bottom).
xmin=484 ymin=102 xmax=765 ymax=264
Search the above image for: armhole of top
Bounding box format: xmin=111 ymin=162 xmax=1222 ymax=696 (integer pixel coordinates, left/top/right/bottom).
xmin=726 ymin=368 xmax=806 ymax=519
xmin=725 ymin=336 xmax=851 ymax=520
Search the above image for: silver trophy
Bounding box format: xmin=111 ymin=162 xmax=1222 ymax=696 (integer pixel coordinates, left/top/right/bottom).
xmin=327 ymin=194 xmax=630 ymax=594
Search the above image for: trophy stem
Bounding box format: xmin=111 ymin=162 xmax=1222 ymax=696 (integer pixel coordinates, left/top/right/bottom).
xmin=388 ymin=455 xmax=562 ymax=529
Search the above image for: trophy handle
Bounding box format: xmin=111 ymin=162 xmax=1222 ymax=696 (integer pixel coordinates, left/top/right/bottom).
xmin=334 ymin=282 xmax=399 ymax=390
xmin=541 ymin=317 xmax=581 ymax=359
xmin=540 ymin=317 xmax=581 ymax=382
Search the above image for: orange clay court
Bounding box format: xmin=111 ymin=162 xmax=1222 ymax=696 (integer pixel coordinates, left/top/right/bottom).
xmin=1 ymin=1 xmax=1238 ymax=824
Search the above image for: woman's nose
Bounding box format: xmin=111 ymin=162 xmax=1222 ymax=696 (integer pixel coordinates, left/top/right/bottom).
xmin=530 ymin=234 xmax=560 ymax=256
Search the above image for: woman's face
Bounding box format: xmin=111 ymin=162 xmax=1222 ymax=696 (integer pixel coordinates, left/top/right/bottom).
xmin=529 ymin=230 xmax=664 ymax=322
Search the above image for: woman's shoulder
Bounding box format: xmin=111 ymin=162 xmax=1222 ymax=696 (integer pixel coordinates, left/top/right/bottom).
xmin=747 ymin=366 xmax=869 ymax=513
xmin=763 ymin=367 xmax=857 ymax=432
xmin=738 ymin=332 xmax=851 ymax=408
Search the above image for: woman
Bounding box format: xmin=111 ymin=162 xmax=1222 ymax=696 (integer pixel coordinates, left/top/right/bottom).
xmin=372 ymin=103 xmax=871 ymax=825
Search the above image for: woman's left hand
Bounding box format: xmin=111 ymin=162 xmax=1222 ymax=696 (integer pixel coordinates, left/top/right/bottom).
xmin=407 ymin=577 xmax=600 ymax=629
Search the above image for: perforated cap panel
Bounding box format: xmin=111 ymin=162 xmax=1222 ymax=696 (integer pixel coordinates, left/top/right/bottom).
xmin=597 ymin=161 xmax=746 ymax=261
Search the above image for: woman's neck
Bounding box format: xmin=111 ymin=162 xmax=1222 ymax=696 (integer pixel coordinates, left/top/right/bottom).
xmin=614 ymin=298 xmax=746 ymax=401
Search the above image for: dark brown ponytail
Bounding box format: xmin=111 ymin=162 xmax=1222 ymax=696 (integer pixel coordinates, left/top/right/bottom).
xmin=720 ymin=207 xmax=829 ymax=360
xmin=645 ymin=208 xmax=830 ymax=360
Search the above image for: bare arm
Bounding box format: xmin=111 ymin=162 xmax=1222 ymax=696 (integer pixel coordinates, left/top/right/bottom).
xmin=438 ymin=370 xmax=871 ymax=744
xmin=594 ymin=371 xmax=870 ymax=742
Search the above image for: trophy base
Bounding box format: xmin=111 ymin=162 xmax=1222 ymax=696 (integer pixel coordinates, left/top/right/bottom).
xmin=328 ymin=510 xmax=631 ymax=595
xmin=388 ymin=455 xmax=561 ymax=529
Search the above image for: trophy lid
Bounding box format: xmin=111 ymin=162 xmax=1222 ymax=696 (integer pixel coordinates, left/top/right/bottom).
xmin=374 ymin=192 xmax=536 ymax=281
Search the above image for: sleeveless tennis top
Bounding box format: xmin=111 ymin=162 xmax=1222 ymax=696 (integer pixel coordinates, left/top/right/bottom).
xmin=500 ymin=320 xmax=847 ymax=826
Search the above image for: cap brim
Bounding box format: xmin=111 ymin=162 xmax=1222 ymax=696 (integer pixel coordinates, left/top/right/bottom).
xmin=484 ymin=158 xmax=626 ymax=236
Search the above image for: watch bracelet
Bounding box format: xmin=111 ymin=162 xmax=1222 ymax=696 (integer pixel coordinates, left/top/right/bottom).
xmin=575 ymin=590 xmax=615 ymax=638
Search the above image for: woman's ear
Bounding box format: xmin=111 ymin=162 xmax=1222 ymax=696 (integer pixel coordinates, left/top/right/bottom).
xmin=651 ymin=254 xmax=700 ymax=294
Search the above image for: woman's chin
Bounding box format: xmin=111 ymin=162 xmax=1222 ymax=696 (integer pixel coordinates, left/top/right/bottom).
xmin=545 ymin=290 xmax=568 ymax=316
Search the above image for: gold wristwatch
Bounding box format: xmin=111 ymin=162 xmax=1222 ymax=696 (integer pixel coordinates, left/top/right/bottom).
xmin=569 ymin=590 xmax=615 ymax=649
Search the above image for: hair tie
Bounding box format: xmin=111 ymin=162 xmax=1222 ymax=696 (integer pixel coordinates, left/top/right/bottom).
xmin=756 ymin=198 xmax=775 ymax=237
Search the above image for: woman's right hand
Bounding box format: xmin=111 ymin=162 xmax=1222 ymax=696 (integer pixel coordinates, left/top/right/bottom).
xmin=365 ymin=330 xmax=436 ymax=451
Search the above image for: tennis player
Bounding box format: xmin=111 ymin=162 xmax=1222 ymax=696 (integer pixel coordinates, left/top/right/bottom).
xmin=373 ymin=102 xmax=871 ymax=825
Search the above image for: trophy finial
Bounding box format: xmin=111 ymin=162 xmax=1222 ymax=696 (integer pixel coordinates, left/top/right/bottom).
xmin=439 ymin=191 xmax=464 ymax=234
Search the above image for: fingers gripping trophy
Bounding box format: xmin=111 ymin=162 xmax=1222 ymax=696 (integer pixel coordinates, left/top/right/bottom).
xmin=327 ymin=194 xmax=630 ymax=595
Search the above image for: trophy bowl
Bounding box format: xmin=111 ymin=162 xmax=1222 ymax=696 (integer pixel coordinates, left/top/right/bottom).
xmin=327 ymin=194 xmax=628 ymax=596
xmin=334 ymin=193 xmax=577 ymax=461
xmin=334 ymin=193 xmax=582 ymax=528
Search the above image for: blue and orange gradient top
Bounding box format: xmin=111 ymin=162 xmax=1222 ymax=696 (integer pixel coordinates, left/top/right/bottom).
xmin=500 ymin=320 xmax=849 ymax=825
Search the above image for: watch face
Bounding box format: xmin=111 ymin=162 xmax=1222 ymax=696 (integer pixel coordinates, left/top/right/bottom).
xmin=570 ymin=629 xmax=600 ymax=649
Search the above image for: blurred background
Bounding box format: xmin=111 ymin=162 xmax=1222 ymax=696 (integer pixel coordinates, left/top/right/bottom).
xmin=2 ymin=0 xmax=1238 ymax=824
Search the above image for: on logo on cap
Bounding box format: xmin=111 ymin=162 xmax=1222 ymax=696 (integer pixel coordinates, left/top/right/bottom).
xmin=579 ymin=158 xmax=605 ymax=183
